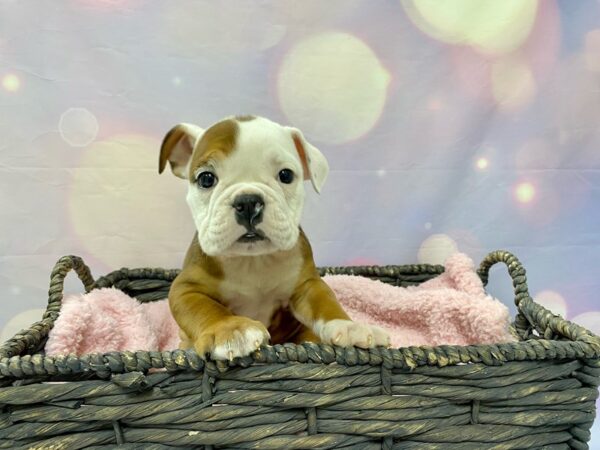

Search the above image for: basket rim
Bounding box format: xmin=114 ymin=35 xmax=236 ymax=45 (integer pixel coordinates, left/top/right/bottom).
xmin=1 ymin=250 xmax=599 ymax=380
xmin=2 ymin=338 xmax=600 ymax=380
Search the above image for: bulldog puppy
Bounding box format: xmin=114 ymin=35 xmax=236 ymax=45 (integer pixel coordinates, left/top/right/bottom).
xmin=159 ymin=115 xmax=390 ymax=360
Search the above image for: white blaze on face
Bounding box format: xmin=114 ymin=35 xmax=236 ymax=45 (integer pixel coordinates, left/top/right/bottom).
xmin=186 ymin=118 xmax=306 ymax=257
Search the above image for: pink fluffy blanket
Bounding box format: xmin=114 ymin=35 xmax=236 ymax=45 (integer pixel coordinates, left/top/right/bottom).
xmin=45 ymin=253 xmax=515 ymax=356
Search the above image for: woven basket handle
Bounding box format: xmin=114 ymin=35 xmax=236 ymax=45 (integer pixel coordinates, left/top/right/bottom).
xmin=45 ymin=255 xmax=96 ymax=320
xmin=0 ymin=255 xmax=95 ymax=359
xmin=477 ymin=250 xmax=530 ymax=306
xmin=477 ymin=250 xmax=534 ymax=339
xmin=477 ymin=250 xmax=600 ymax=346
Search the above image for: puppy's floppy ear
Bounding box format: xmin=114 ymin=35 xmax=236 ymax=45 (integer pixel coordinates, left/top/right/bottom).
xmin=159 ymin=123 xmax=205 ymax=179
xmin=287 ymin=127 xmax=329 ymax=193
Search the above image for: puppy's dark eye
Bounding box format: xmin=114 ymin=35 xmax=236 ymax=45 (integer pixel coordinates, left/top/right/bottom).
xmin=197 ymin=171 xmax=217 ymax=189
xmin=278 ymin=169 xmax=294 ymax=184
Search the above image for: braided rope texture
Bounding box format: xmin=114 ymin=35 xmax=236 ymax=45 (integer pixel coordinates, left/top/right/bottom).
xmin=0 ymin=250 xmax=598 ymax=448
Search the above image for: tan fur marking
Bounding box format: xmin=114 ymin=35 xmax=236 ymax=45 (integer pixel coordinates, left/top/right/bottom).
xmin=170 ymin=229 xmax=331 ymax=350
xmin=159 ymin=126 xmax=193 ymax=174
xmin=169 ymin=234 xmax=271 ymax=356
xmin=288 ymin=230 xmax=350 ymax=329
xmin=235 ymin=115 xmax=256 ymax=122
xmin=292 ymin=133 xmax=311 ymax=181
xmin=188 ymin=119 xmax=239 ymax=179
xmin=169 ymin=234 xmax=226 ymax=343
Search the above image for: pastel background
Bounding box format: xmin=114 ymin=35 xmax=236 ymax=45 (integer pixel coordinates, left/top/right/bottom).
xmin=0 ymin=0 xmax=599 ymax=442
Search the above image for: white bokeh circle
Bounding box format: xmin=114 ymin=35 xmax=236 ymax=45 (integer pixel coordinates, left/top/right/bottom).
xmin=69 ymin=134 xmax=194 ymax=269
xmin=571 ymin=311 xmax=600 ymax=336
xmin=165 ymin=2 xmax=286 ymax=54
xmin=417 ymin=234 xmax=459 ymax=264
xmin=534 ymin=290 xmax=567 ymax=318
xmin=402 ymin=0 xmax=539 ymax=55
xmin=584 ymin=29 xmax=600 ymax=72
xmin=277 ymin=32 xmax=391 ymax=144
xmin=59 ymin=108 xmax=99 ymax=147
xmin=2 ymin=73 xmax=20 ymax=92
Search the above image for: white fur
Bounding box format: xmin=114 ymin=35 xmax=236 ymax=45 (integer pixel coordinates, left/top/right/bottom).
xmin=180 ymin=117 xmax=327 ymax=257
xmin=211 ymin=324 xmax=269 ymax=360
xmin=314 ymin=319 xmax=390 ymax=348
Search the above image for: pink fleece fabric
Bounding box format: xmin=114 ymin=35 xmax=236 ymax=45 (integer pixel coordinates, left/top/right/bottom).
xmin=44 ymin=252 xmax=514 ymax=356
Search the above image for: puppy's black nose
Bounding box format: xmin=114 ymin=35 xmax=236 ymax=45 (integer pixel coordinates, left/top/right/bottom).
xmin=232 ymin=194 xmax=264 ymax=228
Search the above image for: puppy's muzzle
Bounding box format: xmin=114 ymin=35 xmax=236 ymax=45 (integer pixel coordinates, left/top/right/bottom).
xmin=233 ymin=194 xmax=266 ymax=242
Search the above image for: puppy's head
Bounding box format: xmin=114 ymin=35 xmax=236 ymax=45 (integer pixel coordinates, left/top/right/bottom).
xmin=159 ymin=116 xmax=328 ymax=257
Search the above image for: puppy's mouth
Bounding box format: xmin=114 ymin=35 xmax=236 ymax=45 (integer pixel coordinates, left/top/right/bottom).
xmin=238 ymin=230 xmax=267 ymax=243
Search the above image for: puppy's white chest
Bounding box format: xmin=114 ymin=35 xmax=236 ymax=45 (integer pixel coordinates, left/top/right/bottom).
xmin=219 ymin=253 xmax=302 ymax=326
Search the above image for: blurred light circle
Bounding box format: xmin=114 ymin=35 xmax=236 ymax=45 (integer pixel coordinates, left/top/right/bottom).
xmin=0 ymin=309 xmax=46 ymax=344
xmin=519 ymin=183 xmax=560 ymax=227
xmin=402 ymin=0 xmax=539 ymax=55
xmin=69 ymin=134 xmax=193 ymax=269
xmin=417 ymin=234 xmax=458 ymax=265
xmin=584 ymin=29 xmax=600 ymax=72
xmin=59 ymin=108 xmax=99 ymax=147
xmin=514 ymin=182 xmax=535 ymax=203
xmin=534 ymin=290 xmax=567 ymax=318
xmin=475 ymin=157 xmax=489 ymax=170
xmin=571 ymin=312 xmax=600 ymax=335
xmin=376 ymin=169 xmax=386 ymax=178
xmin=277 ymin=32 xmax=391 ymax=144
xmin=424 ymin=222 xmax=432 ymax=230
xmin=2 ymin=73 xmax=20 ymax=92
xmin=165 ymin=2 xmax=286 ymax=54
xmin=491 ymin=56 xmax=536 ymax=111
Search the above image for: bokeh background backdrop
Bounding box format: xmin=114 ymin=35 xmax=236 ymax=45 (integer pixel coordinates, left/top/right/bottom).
xmin=1 ymin=0 xmax=599 ymax=442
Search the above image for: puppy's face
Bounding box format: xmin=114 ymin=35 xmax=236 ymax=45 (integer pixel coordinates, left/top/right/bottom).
xmin=159 ymin=116 xmax=328 ymax=257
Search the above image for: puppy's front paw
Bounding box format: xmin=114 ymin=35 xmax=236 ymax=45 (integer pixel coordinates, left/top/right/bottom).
xmin=194 ymin=316 xmax=270 ymax=360
xmin=317 ymin=319 xmax=390 ymax=348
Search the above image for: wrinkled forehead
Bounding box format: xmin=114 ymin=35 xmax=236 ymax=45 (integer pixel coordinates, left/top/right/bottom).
xmin=189 ymin=117 xmax=299 ymax=178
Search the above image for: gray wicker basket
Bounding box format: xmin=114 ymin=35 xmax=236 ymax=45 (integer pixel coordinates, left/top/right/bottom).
xmin=0 ymin=250 xmax=598 ymax=449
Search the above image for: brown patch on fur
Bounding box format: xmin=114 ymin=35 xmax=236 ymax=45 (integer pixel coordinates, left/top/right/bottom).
xmin=243 ymin=229 xmax=333 ymax=345
xmin=188 ymin=119 xmax=239 ymax=179
xmin=169 ymin=234 xmax=230 ymax=350
xmin=288 ymin=229 xmax=350 ymax=328
xmin=268 ymin=307 xmax=305 ymax=344
xmin=292 ymin=133 xmax=311 ymax=181
xmin=170 ymin=227 xmax=348 ymax=353
xmin=170 ymin=233 xmax=272 ymax=355
xmin=159 ymin=125 xmax=194 ymax=175
xmin=235 ymin=115 xmax=256 ymax=122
